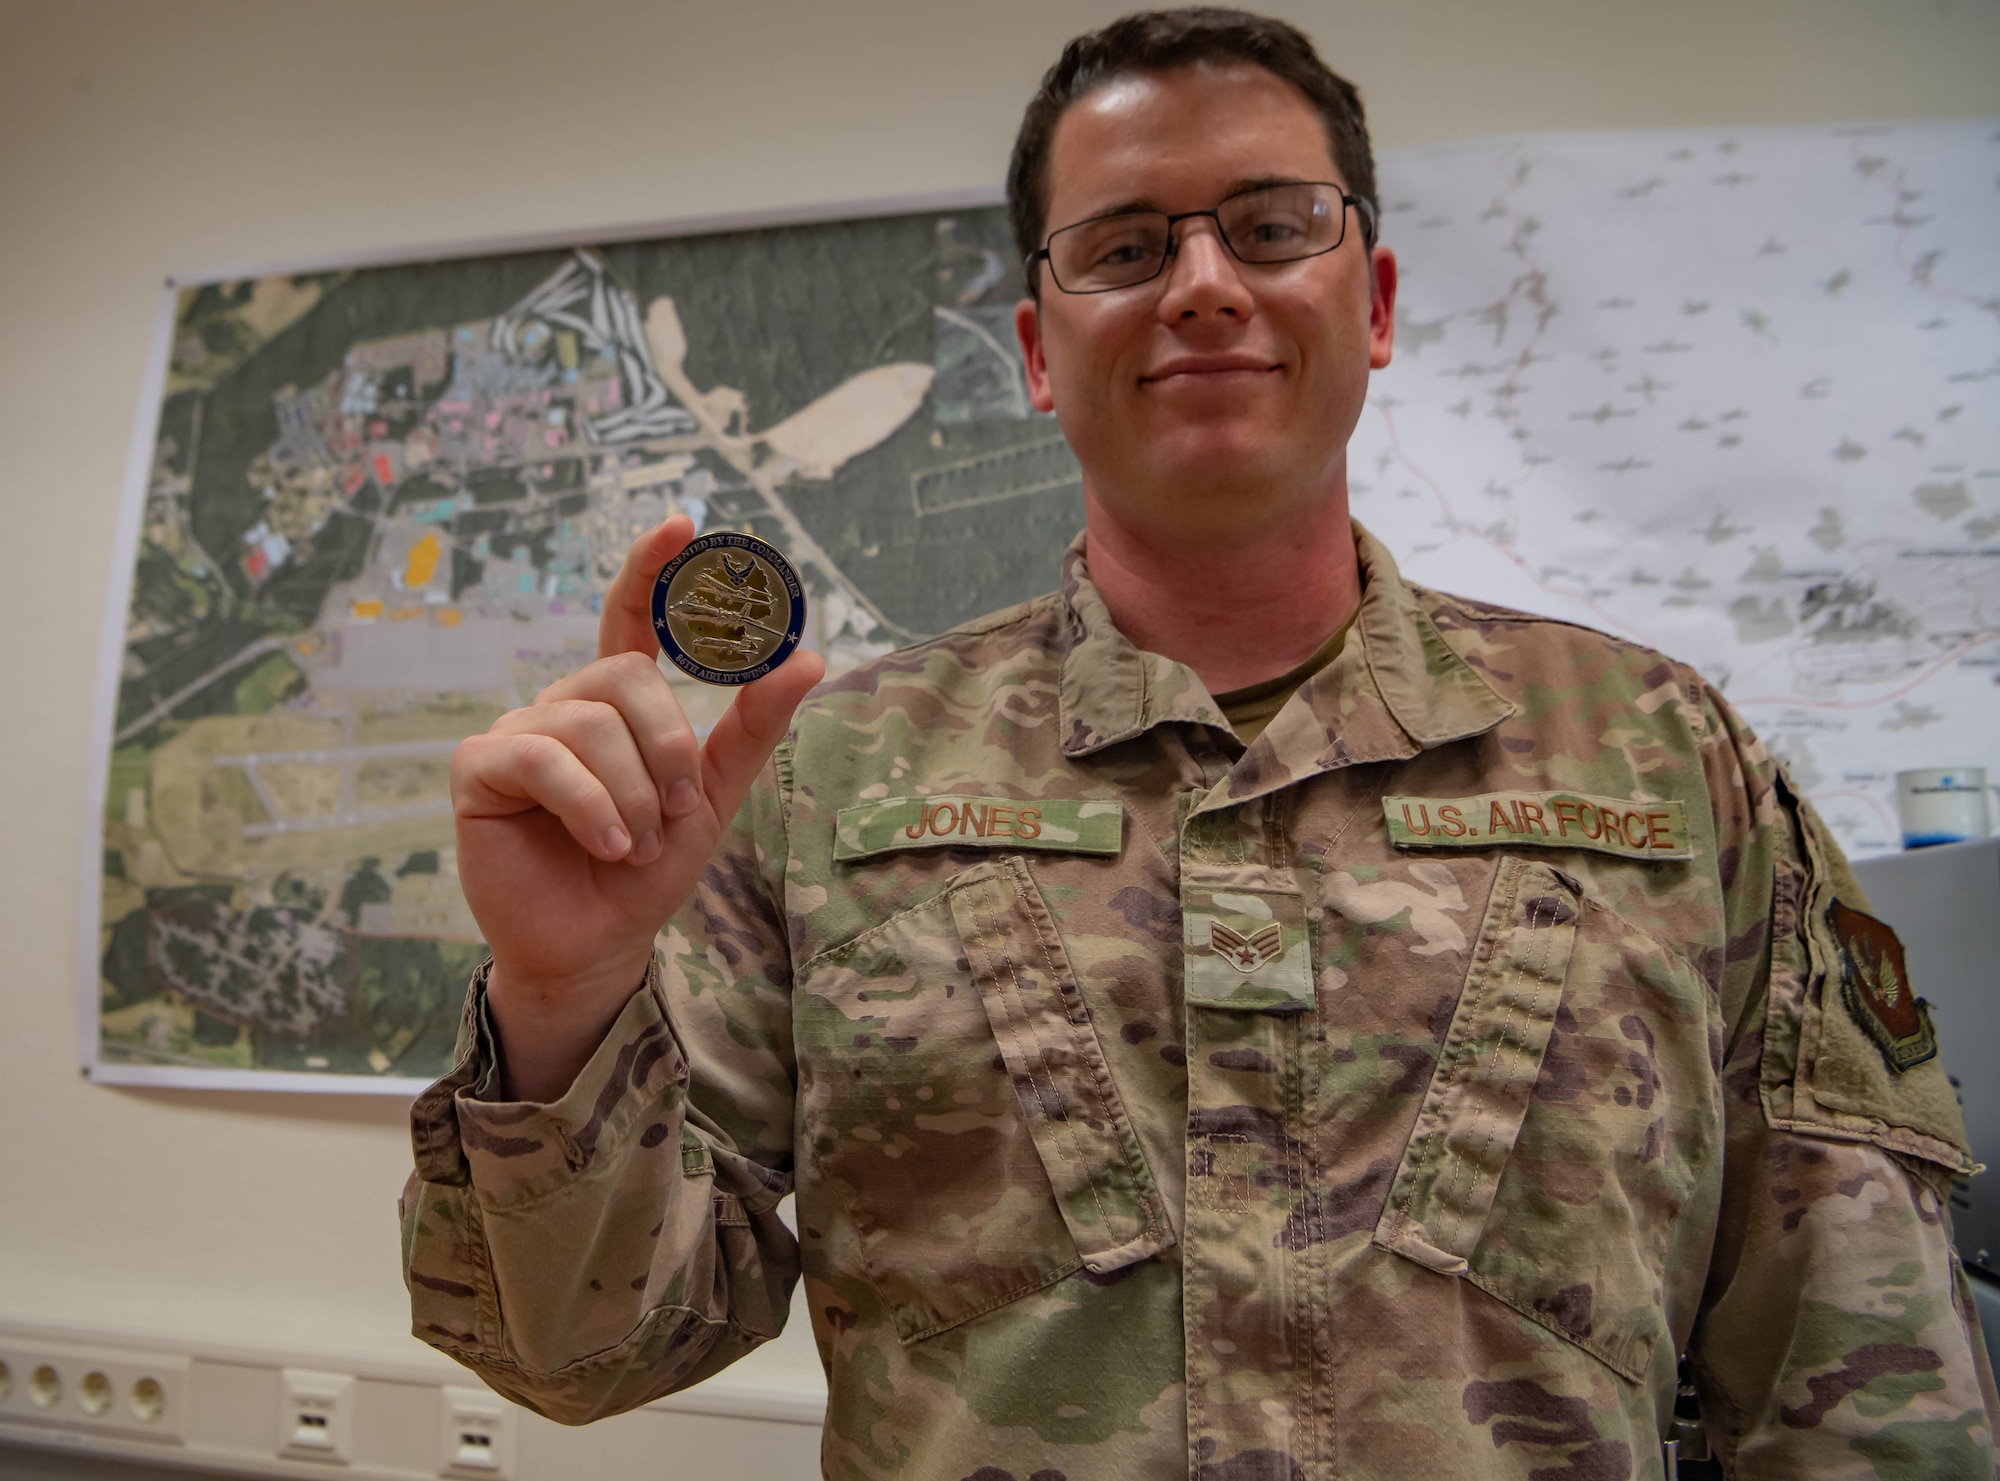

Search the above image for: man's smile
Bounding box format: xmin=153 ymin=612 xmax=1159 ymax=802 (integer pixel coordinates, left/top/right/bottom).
xmin=1140 ymin=352 xmax=1283 ymax=384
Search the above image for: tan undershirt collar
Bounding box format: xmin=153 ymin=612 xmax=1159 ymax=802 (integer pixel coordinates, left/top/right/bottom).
xmin=1210 ymin=614 xmax=1356 ymax=746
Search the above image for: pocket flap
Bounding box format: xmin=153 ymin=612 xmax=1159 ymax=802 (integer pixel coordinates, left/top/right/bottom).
xmin=948 ymin=857 xmax=1176 ymax=1274
xmin=1376 ymin=857 xmax=1581 ymax=1271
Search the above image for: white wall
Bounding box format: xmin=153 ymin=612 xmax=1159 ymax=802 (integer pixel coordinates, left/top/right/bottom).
xmin=2 ymin=0 xmax=1995 ymax=1420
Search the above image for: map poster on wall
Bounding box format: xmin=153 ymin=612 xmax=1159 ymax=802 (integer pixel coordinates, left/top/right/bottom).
xmin=85 ymin=120 xmax=1998 ymax=1092
xmin=87 ymin=195 xmax=1080 ymax=1091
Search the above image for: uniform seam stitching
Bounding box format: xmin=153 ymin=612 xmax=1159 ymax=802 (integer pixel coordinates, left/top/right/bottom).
xmin=1289 ymin=1011 xmax=1324 ymax=1471
xmin=1439 ymin=860 xmax=1536 ymax=1252
xmin=1013 ymin=860 xmax=1166 ymax=1245
xmin=965 ymin=884 xmax=1113 ymax=1237
xmin=999 ymin=876 xmax=1115 ymax=1233
xmin=1398 ymin=857 xmax=1521 ymax=1241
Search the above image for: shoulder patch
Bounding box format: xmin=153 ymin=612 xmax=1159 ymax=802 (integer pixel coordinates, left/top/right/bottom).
xmin=1383 ymin=791 xmax=1691 ymax=862
xmin=835 ymin=795 xmax=1122 ymax=862
xmin=1828 ymin=899 xmax=1938 ymax=1073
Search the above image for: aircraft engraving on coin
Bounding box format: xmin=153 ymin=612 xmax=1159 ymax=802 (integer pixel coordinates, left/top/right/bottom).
xmin=650 ymin=532 xmax=808 ymax=686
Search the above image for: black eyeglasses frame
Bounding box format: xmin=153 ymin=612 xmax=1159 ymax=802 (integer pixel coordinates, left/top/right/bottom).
xmin=1026 ymin=184 xmax=1378 ymax=296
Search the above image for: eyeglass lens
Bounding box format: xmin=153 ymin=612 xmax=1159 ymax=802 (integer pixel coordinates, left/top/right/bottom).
xmin=1048 ymin=184 xmax=1349 ymax=293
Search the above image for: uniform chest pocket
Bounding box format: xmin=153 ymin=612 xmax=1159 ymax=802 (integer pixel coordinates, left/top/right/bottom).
xmin=796 ymin=855 xmax=1173 ymax=1343
xmin=1374 ymin=855 xmax=1721 ymax=1383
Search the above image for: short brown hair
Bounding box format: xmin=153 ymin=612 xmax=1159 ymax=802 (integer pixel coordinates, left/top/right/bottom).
xmin=1006 ymin=7 xmax=1377 ymax=295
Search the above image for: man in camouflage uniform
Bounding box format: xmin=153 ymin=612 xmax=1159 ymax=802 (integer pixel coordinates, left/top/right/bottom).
xmin=403 ymin=10 xmax=2000 ymax=1477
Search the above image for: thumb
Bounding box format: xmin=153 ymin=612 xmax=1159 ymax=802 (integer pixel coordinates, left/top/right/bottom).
xmin=700 ymin=650 xmax=827 ymax=820
xmin=598 ymin=513 xmax=696 ymax=660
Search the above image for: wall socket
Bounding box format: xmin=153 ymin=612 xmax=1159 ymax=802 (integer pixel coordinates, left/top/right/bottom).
xmin=440 ymin=1385 xmax=516 ymax=1479
xmin=0 ymin=1335 xmax=188 ymax=1444
xmin=278 ymin=1367 xmax=356 ymax=1463
xmin=0 ymin=1322 xmax=824 ymax=1478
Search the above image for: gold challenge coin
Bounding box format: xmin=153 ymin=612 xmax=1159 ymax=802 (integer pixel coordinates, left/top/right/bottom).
xmin=650 ymin=532 xmax=808 ymax=686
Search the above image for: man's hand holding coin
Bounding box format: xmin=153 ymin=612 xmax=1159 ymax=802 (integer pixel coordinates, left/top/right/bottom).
xmin=449 ymin=514 xmax=824 ymax=1101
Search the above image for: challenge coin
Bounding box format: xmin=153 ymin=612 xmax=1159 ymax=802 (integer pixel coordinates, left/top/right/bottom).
xmin=649 ymin=531 xmax=808 ymax=686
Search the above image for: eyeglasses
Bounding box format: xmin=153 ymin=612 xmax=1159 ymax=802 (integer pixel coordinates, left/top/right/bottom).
xmin=1028 ymin=182 xmax=1376 ymax=295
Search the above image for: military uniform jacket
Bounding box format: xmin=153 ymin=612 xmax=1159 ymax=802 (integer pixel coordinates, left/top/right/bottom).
xmin=403 ymin=527 xmax=2000 ymax=1479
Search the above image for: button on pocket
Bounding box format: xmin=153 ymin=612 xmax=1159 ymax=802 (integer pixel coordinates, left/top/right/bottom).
xmin=797 ymin=857 xmax=1172 ymax=1342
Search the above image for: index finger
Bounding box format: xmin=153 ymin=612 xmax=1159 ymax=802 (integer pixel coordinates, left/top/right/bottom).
xmin=598 ymin=512 xmax=696 ymax=660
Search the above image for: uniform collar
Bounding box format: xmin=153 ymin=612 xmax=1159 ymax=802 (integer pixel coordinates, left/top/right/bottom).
xmin=1346 ymin=521 xmax=1517 ymax=750
xmin=1056 ymin=532 xmax=1228 ymax=754
xmin=1056 ymin=523 xmax=1514 ymax=777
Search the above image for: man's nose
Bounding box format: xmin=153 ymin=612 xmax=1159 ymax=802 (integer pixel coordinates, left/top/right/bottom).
xmin=1157 ymin=218 xmax=1251 ymax=320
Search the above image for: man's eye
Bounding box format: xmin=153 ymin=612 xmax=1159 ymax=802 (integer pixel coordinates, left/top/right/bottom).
xmin=1076 ymin=225 xmax=1162 ymax=270
xmin=1243 ymin=218 xmax=1306 ymax=244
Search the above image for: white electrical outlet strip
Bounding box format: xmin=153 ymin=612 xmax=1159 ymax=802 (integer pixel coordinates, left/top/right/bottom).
xmin=0 ymin=1315 xmax=826 ymax=1481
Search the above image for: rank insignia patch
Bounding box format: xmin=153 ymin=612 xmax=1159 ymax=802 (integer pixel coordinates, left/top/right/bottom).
xmin=1829 ymin=899 xmax=1937 ymax=1073
xmin=1182 ymin=881 xmax=1314 ymax=1012
xmin=1210 ymin=920 xmax=1284 ymax=974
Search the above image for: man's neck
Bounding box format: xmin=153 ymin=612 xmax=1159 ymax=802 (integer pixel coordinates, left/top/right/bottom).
xmin=1082 ymin=484 xmax=1362 ymax=695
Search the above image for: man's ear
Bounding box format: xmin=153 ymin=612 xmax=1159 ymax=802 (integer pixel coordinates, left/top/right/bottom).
xmin=1014 ymin=296 xmax=1057 ymax=413
xmin=1368 ymin=245 xmax=1398 ymax=371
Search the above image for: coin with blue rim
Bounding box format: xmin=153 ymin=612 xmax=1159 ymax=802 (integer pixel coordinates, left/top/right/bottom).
xmin=650 ymin=531 xmax=808 ymax=686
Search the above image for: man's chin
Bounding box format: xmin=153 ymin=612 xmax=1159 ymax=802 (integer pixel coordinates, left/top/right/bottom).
xmin=1141 ymin=430 xmax=1296 ymax=492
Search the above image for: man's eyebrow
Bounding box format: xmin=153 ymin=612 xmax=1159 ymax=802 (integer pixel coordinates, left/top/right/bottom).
xmin=1226 ymin=173 xmax=1323 ymax=194
xmin=1071 ymin=175 xmax=1337 ymax=221
xmin=1067 ymin=195 xmax=1159 ymax=221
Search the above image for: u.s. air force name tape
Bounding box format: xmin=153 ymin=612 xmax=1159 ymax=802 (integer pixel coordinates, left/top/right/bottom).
xmin=1383 ymin=791 xmax=1691 ymax=862
xmin=834 ymin=796 xmax=1123 ymax=861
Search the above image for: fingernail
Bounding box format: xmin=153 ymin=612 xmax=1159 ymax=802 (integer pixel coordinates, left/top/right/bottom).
xmin=635 ymin=830 xmax=661 ymax=863
xmin=604 ymin=824 xmax=631 ymax=857
xmin=665 ymin=779 xmax=700 ymax=817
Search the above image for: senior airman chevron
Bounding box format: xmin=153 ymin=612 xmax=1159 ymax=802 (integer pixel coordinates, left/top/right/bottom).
xmin=833 ymin=795 xmax=1123 ymax=861
xmin=1383 ymin=790 xmax=1692 ymax=861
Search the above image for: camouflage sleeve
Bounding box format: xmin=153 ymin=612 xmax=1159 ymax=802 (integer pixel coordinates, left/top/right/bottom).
xmin=397 ymin=759 xmax=802 ymax=1425
xmin=1689 ymin=685 xmax=1999 ymax=1478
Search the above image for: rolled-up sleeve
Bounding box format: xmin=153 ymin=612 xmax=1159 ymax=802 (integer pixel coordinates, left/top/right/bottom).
xmin=399 ymin=758 xmax=801 ymax=1424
